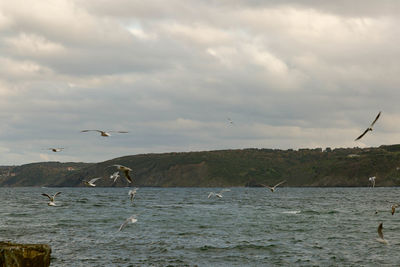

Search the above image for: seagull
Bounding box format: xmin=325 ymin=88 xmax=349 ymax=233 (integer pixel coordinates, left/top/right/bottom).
xmin=81 ymin=129 xmax=129 ymax=137
xmin=47 ymin=148 xmax=64 ymax=152
xmin=208 ymin=189 xmax=231 ymax=198
xmin=41 ymin=192 xmax=61 ymax=206
xmin=392 ymin=204 xmax=399 ymax=215
xmin=261 ymin=180 xmax=286 ymax=192
xmin=83 ymin=177 xmax=101 ymax=187
xmin=369 ymin=176 xmax=376 ymax=188
xmin=109 ymin=165 xmax=132 ymax=183
xmin=355 ymin=111 xmax=381 ymax=141
xmin=377 ymin=223 xmax=388 ymax=244
xmin=118 ymin=215 xmax=137 ymax=232
xmin=110 ymin=172 xmax=120 ymax=183
xmin=129 ymin=188 xmax=138 ymax=202
xmin=227 ymin=117 xmax=234 ymax=125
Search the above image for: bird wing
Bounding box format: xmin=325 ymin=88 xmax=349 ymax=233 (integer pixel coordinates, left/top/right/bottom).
xmin=53 ymin=192 xmax=62 ymax=198
xmin=274 ymin=180 xmax=286 ymax=188
xmin=109 ymin=131 xmax=129 ymax=133
xmin=378 ymin=223 xmax=384 ymax=239
xmin=208 ymin=192 xmax=214 ymax=198
xmin=260 ymin=184 xmax=273 ymax=190
xmin=118 ymin=219 xmax=130 ymax=232
xmin=124 ymin=170 xmax=132 ymax=183
xmin=41 ymin=193 xmax=51 ymax=200
xmin=355 ymin=128 xmax=369 ymax=141
xmin=89 ymin=177 xmax=101 ymax=184
xmin=370 ymin=111 xmax=381 ymax=127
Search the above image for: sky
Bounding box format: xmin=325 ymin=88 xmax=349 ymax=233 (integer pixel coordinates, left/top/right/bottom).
xmin=1 ymin=0 xmax=400 ymax=165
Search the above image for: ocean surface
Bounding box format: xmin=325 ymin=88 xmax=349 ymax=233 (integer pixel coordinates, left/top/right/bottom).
xmin=1 ymin=187 xmax=400 ymax=266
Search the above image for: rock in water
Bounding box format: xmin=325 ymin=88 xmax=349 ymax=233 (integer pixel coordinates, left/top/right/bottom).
xmin=0 ymin=242 xmax=51 ymax=267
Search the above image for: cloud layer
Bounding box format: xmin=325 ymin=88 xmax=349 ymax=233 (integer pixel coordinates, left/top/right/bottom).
xmin=1 ymin=0 xmax=400 ymax=164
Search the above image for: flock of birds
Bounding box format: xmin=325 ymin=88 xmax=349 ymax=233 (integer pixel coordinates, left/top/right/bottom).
xmin=41 ymin=129 xmax=139 ymax=231
xmin=39 ymin=113 xmax=393 ymax=239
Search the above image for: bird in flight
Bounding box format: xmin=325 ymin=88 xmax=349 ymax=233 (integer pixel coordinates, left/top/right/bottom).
xmin=129 ymin=188 xmax=138 ymax=202
xmin=227 ymin=117 xmax=234 ymax=125
xmin=355 ymin=111 xmax=381 ymax=141
xmin=261 ymin=180 xmax=286 ymax=192
xmin=377 ymin=223 xmax=388 ymax=244
xmin=41 ymin=192 xmax=61 ymax=206
xmin=81 ymin=130 xmax=128 ymax=137
xmin=110 ymin=172 xmax=120 ymax=183
xmin=118 ymin=215 xmax=137 ymax=232
xmin=83 ymin=177 xmax=101 ymax=187
xmin=208 ymin=189 xmax=231 ymax=198
xmin=369 ymin=176 xmax=376 ymax=188
xmin=47 ymin=148 xmax=64 ymax=152
xmin=109 ymin=165 xmax=133 ymax=183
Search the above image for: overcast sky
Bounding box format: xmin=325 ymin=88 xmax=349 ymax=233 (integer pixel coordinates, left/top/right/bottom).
xmin=1 ymin=0 xmax=400 ymax=165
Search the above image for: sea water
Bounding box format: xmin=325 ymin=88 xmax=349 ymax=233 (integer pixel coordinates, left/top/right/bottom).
xmin=0 ymin=187 xmax=399 ymax=266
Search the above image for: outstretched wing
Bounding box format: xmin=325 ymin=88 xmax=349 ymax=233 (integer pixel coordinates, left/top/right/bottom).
xmin=378 ymin=223 xmax=384 ymax=239
xmin=53 ymin=192 xmax=62 ymax=198
xmin=260 ymin=184 xmax=272 ymax=190
xmin=355 ymin=128 xmax=369 ymax=141
xmin=208 ymin=192 xmax=215 ymax=198
xmin=370 ymin=111 xmax=381 ymax=127
xmin=41 ymin=193 xmax=51 ymax=200
xmin=274 ymin=180 xmax=286 ymax=188
xmin=124 ymin=170 xmax=132 ymax=183
xmin=118 ymin=219 xmax=130 ymax=232
xmin=89 ymin=177 xmax=101 ymax=184
xmin=109 ymin=131 xmax=129 ymax=133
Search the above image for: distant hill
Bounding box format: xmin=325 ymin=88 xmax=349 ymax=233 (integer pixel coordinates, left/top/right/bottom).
xmin=2 ymin=145 xmax=400 ymax=187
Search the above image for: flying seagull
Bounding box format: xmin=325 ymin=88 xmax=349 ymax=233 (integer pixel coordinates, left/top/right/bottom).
xmin=109 ymin=165 xmax=133 ymax=183
xmin=208 ymin=189 xmax=231 ymax=198
xmin=377 ymin=223 xmax=388 ymax=244
xmin=83 ymin=177 xmax=101 ymax=187
xmin=118 ymin=215 xmax=137 ymax=232
xmin=47 ymin=148 xmax=64 ymax=152
xmin=261 ymin=180 xmax=286 ymax=192
xmin=110 ymin=172 xmax=120 ymax=183
xmin=81 ymin=129 xmax=129 ymax=137
xmin=392 ymin=204 xmax=399 ymax=215
xmin=227 ymin=117 xmax=234 ymax=125
xmin=355 ymin=111 xmax=381 ymax=141
xmin=129 ymin=188 xmax=138 ymax=202
xmin=41 ymin=192 xmax=61 ymax=206
xmin=369 ymin=176 xmax=376 ymax=188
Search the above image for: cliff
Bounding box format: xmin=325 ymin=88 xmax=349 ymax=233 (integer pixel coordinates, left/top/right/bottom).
xmin=0 ymin=242 xmax=51 ymax=267
xmin=2 ymin=145 xmax=400 ymax=187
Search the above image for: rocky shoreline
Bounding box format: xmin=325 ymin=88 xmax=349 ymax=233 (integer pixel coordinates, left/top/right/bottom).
xmin=0 ymin=242 xmax=51 ymax=267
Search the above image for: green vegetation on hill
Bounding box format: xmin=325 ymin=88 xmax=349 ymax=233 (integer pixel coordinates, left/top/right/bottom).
xmin=2 ymin=145 xmax=400 ymax=187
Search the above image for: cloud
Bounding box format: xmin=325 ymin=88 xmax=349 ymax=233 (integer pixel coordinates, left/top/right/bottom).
xmin=1 ymin=0 xmax=400 ymax=164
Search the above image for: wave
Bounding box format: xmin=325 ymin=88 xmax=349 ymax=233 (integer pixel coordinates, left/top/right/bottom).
xmin=282 ymin=210 xmax=301 ymax=214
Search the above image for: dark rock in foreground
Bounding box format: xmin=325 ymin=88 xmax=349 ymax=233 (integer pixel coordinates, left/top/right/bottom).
xmin=0 ymin=242 xmax=51 ymax=267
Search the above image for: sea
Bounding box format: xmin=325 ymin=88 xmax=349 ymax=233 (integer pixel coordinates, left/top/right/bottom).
xmin=1 ymin=187 xmax=399 ymax=266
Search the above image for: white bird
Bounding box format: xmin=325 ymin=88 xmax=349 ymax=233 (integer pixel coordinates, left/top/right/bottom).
xmin=41 ymin=192 xmax=61 ymax=206
xmin=83 ymin=177 xmax=101 ymax=187
xmin=355 ymin=111 xmax=381 ymax=141
xmin=118 ymin=215 xmax=137 ymax=232
xmin=47 ymin=148 xmax=64 ymax=152
xmin=369 ymin=176 xmax=376 ymax=188
xmin=261 ymin=180 xmax=286 ymax=192
xmin=109 ymin=165 xmax=133 ymax=183
xmin=377 ymin=223 xmax=388 ymax=244
xmin=81 ymin=129 xmax=128 ymax=137
xmin=208 ymin=189 xmax=231 ymax=198
xmin=128 ymin=188 xmax=138 ymax=202
xmin=110 ymin=172 xmax=120 ymax=183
